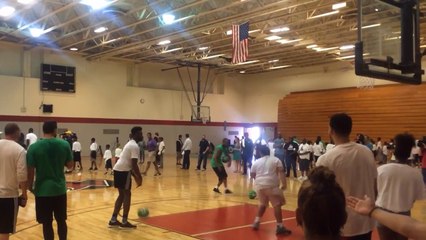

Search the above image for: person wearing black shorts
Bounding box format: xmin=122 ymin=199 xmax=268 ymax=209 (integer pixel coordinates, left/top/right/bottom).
xmin=109 ymin=127 xmax=143 ymax=229
xmin=72 ymin=137 xmax=82 ymax=171
xmin=210 ymin=138 xmax=232 ymax=194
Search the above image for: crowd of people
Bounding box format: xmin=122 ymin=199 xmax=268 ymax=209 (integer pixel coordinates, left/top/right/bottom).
xmin=1 ymin=113 xmax=426 ymax=239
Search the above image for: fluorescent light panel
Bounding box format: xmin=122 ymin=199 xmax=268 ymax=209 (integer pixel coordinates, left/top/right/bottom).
xmin=276 ymin=39 xmax=302 ymax=44
xmin=158 ymin=40 xmax=171 ymax=45
xmin=235 ymin=60 xmax=259 ymax=65
xmin=18 ymin=0 xmax=36 ymax=4
xmin=308 ymin=10 xmax=339 ymax=19
xmin=265 ymin=35 xmax=282 ymax=41
xmin=161 ymin=47 xmax=182 ymax=53
xmin=0 ymin=6 xmax=15 ymax=17
xmin=269 ymin=65 xmax=291 ymax=70
xmin=340 ymin=45 xmax=355 ymax=50
xmin=226 ymin=29 xmax=260 ymax=35
xmin=268 ymin=59 xmax=279 ymax=63
xmin=80 ymin=0 xmax=115 ymax=10
xmin=198 ymin=47 xmax=209 ymax=51
xmin=162 ymin=14 xmax=175 ymax=24
xmin=94 ymin=27 xmax=108 ymax=33
xmin=202 ymin=54 xmax=224 ymax=59
xmin=270 ymin=27 xmax=290 ymax=33
xmin=306 ymin=44 xmax=318 ymax=49
xmin=332 ymin=2 xmax=347 ymax=10
xmin=70 ymin=47 xmax=78 ymax=51
xmin=29 ymin=28 xmax=44 ymax=37
xmin=314 ymin=46 xmax=339 ymax=52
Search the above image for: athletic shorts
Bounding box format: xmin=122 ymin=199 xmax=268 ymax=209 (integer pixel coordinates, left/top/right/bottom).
xmin=73 ymin=151 xmax=81 ymax=162
xmin=0 ymin=198 xmax=18 ymax=234
xmin=114 ymin=171 xmax=132 ymax=190
xmin=212 ymin=167 xmax=228 ymax=180
xmin=257 ymin=187 xmax=284 ymax=207
xmin=147 ymin=151 xmax=155 ymax=163
xmin=90 ymin=150 xmax=97 ymax=160
xmin=299 ymin=159 xmax=310 ymax=171
xmin=35 ymin=194 xmax=67 ymax=224
xmin=105 ymin=159 xmax=112 ymax=169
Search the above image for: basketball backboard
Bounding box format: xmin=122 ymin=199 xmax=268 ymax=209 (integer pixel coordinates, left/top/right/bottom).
xmin=355 ymin=0 xmax=424 ymax=84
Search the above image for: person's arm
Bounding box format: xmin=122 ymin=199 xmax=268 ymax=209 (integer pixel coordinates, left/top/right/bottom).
xmin=347 ymin=196 xmax=426 ymax=240
xmin=27 ymin=166 xmax=35 ymax=193
xmin=17 ymin=150 xmax=28 ymax=207
xmin=131 ymin=158 xmax=142 ymax=187
xmin=277 ymin=162 xmax=287 ymax=190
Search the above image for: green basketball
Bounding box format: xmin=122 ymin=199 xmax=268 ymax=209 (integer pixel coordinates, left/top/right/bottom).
xmin=248 ymin=190 xmax=257 ymax=199
xmin=137 ymin=207 xmax=149 ymax=218
xmin=221 ymin=155 xmax=230 ymax=163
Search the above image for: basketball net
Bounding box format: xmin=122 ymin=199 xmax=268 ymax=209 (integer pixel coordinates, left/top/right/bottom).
xmin=357 ymin=76 xmax=375 ymax=89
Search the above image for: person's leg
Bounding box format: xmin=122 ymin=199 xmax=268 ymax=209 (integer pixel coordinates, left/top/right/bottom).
xmin=36 ymin=197 xmax=54 ymax=240
xmin=196 ymin=153 xmax=202 ymax=170
xmin=53 ymin=195 xmax=67 ymax=240
xmin=202 ymin=153 xmax=208 ymax=170
xmin=252 ymin=189 xmax=267 ymax=230
xmin=42 ymin=222 xmax=54 ymax=240
xmin=153 ymin=161 xmax=161 ymax=175
xmin=143 ymin=161 xmax=151 ymax=174
xmin=422 ymin=168 xmax=426 ymax=184
xmin=285 ymin=158 xmax=291 ymax=177
xmin=110 ymin=189 xmax=124 ymax=222
xmin=0 ymin=198 xmax=18 ymax=240
xmin=291 ymin=159 xmax=297 ymax=178
xmin=121 ymin=190 xmax=131 ymax=223
xmin=242 ymin=156 xmax=248 ymax=175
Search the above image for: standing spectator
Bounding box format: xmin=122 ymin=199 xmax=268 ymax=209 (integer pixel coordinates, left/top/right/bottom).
xmin=312 ymin=137 xmax=325 ymax=164
xmin=211 ymin=138 xmax=232 ymax=194
xmin=27 ymin=121 xmax=73 ymax=240
xmin=142 ymin=132 xmax=161 ymax=176
xmin=298 ymin=139 xmax=311 ymax=181
xmin=89 ymin=137 xmax=99 ymax=171
xmin=316 ymin=113 xmax=377 ymax=240
xmin=273 ymin=133 xmax=285 ymax=170
xmin=72 ymin=137 xmax=82 ymax=171
xmin=232 ymin=136 xmax=242 ymax=173
xmin=108 ymin=127 xmax=143 ymax=229
xmin=241 ymin=132 xmax=254 ymax=175
xmin=176 ymin=135 xmax=183 ymax=165
xmin=114 ymin=143 xmax=122 ymax=166
xmin=375 ymin=133 xmax=425 ymax=240
xmin=251 ymin=145 xmax=291 ymax=235
xmin=181 ymin=134 xmax=192 ymax=170
xmin=25 ymin=127 xmax=37 ymax=147
xmin=325 ymin=140 xmax=335 ymax=153
xmin=103 ymin=144 xmax=113 ymax=175
xmin=196 ymin=135 xmax=209 ymax=171
xmin=157 ymin=137 xmax=165 ymax=168
xmin=0 ymin=123 xmax=28 ymax=240
xmin=284 ymin=136 xmax=299 ymax=178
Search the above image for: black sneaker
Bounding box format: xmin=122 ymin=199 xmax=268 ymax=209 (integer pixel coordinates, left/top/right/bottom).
xmin=120 ymin=221 xmax=137 ymax=229
xmin=108 ymin=220 xmax=121 ymax=228
xmin=276 ymin=226 xmax=291 ymax=235
xmin=224 ymin=189 xmax=233 ymax=194
xmin=213 ymin=187 xmax=221 ymax=194
xmin=252 ymin=221 xmax=260 ymax=230
xmin=94 ymin=168 xmax=98 ymax=171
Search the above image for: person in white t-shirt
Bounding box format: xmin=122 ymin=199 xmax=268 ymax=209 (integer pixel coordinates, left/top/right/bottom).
xmin=298 ymin=139 xmax=311 ymax=181
xmin=89 ymin=138 xmax=99 ymax=171
xmin=316 ymin=113 xmax=377 ymax=240
xmin=114 ymin=144 xmax=122 ymax=166
xmin=25 ymin=128 xmax=37 ymax=147
xmin=325 ymin=140 xmax=335 ymax=153
xmin=103 ymin=144 xmax=113 ymax=175
xmin=108 ymin=127 xmax=143 ymax=229
xmin=375 ymin=133 xmax=425 ymax=240
xmin=0 ymin=123 xmax=28 ymax=240
xmin=157 ymin=137 xmax=165 ymax=168
xmin=250 ymin=145 xmax=291 ymax=236
xmin=72 ymin=137 xmax=82 ymax=171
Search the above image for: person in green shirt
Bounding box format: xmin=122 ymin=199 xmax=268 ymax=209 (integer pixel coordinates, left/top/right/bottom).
xmin=27 ymin=121 xmax=73 ymax=240
xmin=211 ymin=138 xmax=232 ymax=194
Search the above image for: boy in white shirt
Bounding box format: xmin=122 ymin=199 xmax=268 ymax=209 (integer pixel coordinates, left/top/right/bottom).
xmin=114 ymin=144 xmax=122 ymax=165
xmin=104 ymin=144 xmax=113 ymax=175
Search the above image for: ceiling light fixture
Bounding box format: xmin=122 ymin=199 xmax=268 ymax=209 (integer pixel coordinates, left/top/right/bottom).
xmin=0 ymin=6 xmax=15 ymax=17
xmin=420 ymin=45 xmax=426 ymax=48
xmin=270 ymin=27 xmax=290 ymax=33
xmin=70 ymin=47 xmax=78 ymax=51
xmin=29 ymin=28 xmax=44 ymax=37
xmin=161 ymin=14 xmax=176 ymax=25
xmin=314 ymin=46 xmax=339 ymax=52
xmin=276 ymin=39 xmax=302 ymax=44
xmin=269 ymin=65 xmax=292 ymax=70
xmin=80 ymin=0 xmax=115 ymax=10
xmin=265 ymin=36 xmax=282 ymax=41
xmin=239 ymin=70 xmax=246 ymax=73
xmin=306 ymin=44 xmax=318 ymax=49
xmin=161 ymin=47 xmax=183 ymax=53
xmin=234 ymin=60 xmax=259 ymax=65
xmin=226 ymin=29 xmax=260 ymax=36
xmin=308 ymin=10 xmax=339 ymax=19
xmin=339 ymin=45 xmax=355 ymax=50
xmin=17 ymin=0 xmax=35 ymax=4
xmin=332 ymin=2 xmax=347 ymax=10
xmin=158 ymin=40 xmax=171 ymax=45
xmin=202 ymin=54 xmax=225 ymax=59
xmin=198 ymin=47 xmax=209 ymax=51
xmin=94 ymin=27 xmax=108 ymax=33
xmin=268 ymin=59 xmax=279 ymax=63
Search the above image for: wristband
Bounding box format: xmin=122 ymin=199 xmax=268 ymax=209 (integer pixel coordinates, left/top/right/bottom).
xmin=368 ymin=206 xmax=379 ymax=217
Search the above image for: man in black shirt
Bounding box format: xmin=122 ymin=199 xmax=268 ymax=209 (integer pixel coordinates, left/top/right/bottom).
xmin=176 ymin=135 xmax=183 ymax=165
xmin=196 ymin=135 xmax=210 ymax=171
xmin=284 ymin=136 xmax=299 ymax=178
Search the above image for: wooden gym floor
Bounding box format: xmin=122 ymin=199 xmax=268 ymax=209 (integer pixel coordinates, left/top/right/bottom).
xmin=13 ymin=155 xmax=426 ymax=240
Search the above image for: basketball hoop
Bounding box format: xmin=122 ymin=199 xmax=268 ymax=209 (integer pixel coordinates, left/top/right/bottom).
xmin=357 ymin=76 xmax=375 ymax=89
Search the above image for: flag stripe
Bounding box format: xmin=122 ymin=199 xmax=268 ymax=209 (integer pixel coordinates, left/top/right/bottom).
xmin=232 ymin=22 xmax=249 ymax=64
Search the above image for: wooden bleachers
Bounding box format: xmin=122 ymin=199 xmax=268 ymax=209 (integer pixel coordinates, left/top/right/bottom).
xmin=278 ymin=83 xmax=426 ymax=142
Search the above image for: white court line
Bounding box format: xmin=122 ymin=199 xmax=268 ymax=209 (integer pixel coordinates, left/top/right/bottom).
xmin=192 ymin=216 xmax=296 ymax=237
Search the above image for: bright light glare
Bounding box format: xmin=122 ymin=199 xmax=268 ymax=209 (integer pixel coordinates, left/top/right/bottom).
xmin=80 ymin=0 xmax=115 ymax=10
xmin=0 ymin=6 xmax=15 ymax=17
xmin=265 ymin=36 xmax=282 ymax=41
xmin=70 ymin=48 xmax=78 ymax=51
xmin=162 ymin=14 xmax=175 ymax=25
xmin=332 ymin=2 xmax=347 ymax=10
xmin=18 ymin=0 xmax=35 ymax=4
xmin=158 ymin=40 xmax=171 ymax=45
xmin=270 ymin=27 xmax=290 ymax=33
xmin=94 ymin=27 xmax=108 ymax=33
xmin=247 ymin=127 xmax=261 ymax=144
xmin=29 ymin=28 xmax=44 ymax=37
xmin=198 ymin=47 xmax=209 ymax=51
xmin=308 ymin=10 xmax=339 ymax=19
xmin=339 ymin=45 xmax=355 ymax=50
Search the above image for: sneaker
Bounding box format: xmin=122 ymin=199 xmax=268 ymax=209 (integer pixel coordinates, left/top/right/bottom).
xmin=276 ymin=226 xmax=292 ymax=235
xmin=154 ymin=172 xmax=161 ymax=176
xmin=108 ymin=220 xmax=121 ymax=228
xmin=202 ymin=168 xmax=206 ymax=171
xmin=213 ymin=187 xmax=221 ymax=194
xmin=297 ymin=176 xmax=304 ymax=181
xmin=195 ymin=168 xmax=200 ymax=171
xmin=252 ymin=221 xmax=260 ymax=230
xmin=303 ymin=176 xmax=308 ymax=181
xmin=120 ymin=221 xmax=137 ymax=229
xmin=224 ymin=189 xmax=233 ymax=194
xmin=94 ymin=168 xmax=98 ymax=171
xmin=89 ymin=168 xmax=93 ymax=171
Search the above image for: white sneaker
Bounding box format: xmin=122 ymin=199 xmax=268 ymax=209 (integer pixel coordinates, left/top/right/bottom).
xmin=297 ymin=176 xmax=304 ymax=181
xmin=303 ymin=176 xmax=308 ymax=181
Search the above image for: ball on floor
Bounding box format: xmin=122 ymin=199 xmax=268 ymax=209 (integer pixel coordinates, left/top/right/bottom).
xmin=248 ymin=190 xmax=257 ymax=199
xmin=137 ymin=208 xmax=149 ymax=218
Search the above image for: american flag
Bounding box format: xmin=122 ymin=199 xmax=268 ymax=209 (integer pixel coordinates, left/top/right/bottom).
xmin=232 ymin=22 xmax=249 ymax=64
